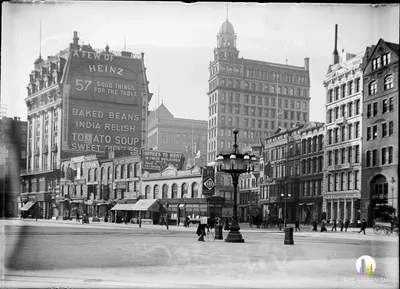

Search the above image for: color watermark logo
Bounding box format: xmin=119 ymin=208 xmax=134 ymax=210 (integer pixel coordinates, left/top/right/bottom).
xmin=356 ymin=255 xmax=376 ymax=276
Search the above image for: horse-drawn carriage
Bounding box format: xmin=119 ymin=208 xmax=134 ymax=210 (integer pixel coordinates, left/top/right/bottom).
xmin=373 ymin=221 xmax=398 ymax=236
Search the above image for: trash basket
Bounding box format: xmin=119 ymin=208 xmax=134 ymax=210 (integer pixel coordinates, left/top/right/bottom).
xmin=215 ymin=224 xmax=223 ymax=240
xmin=284 ymin=227 xmax=294 ymax=245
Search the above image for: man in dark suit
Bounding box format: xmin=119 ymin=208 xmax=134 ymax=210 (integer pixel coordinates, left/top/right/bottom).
xmin=358 ymin=219 xmax=367 ymax=235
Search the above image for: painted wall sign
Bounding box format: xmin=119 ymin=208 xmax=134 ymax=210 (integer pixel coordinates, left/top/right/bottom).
xmin=142 ymin=150 xmax=184 ymax=172
xmin=62 ymin=50 xmax=145 ymax=158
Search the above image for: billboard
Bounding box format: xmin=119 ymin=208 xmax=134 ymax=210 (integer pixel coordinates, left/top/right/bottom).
xmin=142 ymin=150 xmax=184 ymax=172
xmin=62 ymin=49 xmax=145 ymax=158
xmin=201 ymin=166 xmax=215 ymax=196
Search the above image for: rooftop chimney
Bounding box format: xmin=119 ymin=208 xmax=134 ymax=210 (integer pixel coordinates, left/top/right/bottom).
xmin=73 ymin=31 xmax=79 ymax=45
xmin=332 ymin=24 xmax=339 ymax=65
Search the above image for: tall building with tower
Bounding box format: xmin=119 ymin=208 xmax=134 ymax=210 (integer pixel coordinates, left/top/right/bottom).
xmin=207 ymin=18 xmax=311 ymax=207
xmin=19 ymin=31 xmax=152 ymax=219
xmin=322 ymin=25 xmax=364 ymax=225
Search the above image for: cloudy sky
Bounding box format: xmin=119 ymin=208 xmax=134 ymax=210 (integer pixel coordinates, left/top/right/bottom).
xmin=1 ymin=2 xmax=399 ymax=122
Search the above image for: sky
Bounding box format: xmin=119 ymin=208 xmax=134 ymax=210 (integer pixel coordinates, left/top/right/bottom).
xmin=1 ymin=2 xmax=399 ymax=123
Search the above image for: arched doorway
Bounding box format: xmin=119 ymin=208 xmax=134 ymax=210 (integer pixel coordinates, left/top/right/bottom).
xmin=370 ymin=174 xmax=394 ymax=222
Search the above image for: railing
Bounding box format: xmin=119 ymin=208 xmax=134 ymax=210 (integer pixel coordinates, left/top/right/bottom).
xmin=20 ymin=164 xmax=61 ymax=176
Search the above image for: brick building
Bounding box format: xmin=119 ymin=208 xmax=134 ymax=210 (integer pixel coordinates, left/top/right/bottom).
xmin=361 ymin=39 xmax=399 ymax=225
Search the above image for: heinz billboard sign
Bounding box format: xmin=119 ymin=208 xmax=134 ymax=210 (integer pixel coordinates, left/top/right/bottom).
xmin=62 ymin=49 xmax=146 ymax=158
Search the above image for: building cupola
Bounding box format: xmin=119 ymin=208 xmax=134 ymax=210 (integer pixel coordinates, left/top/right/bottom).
xmin=214 ymin=18 xmax=239 ymax=61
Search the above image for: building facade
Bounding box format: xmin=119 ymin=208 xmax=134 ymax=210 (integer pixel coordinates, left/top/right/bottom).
xmin=20 ymin=31 xmax=152 ymax=219
xmin=323 ymin=49 xmax=364 ymax=225
xmin=0 ymin=117 xmax=27 ymax=217
xmin=361 ymin=39 xmax=399 ymax=225
xmin=298 ymin=122 xmax=324 ymax=223
xmin=207 ymin=19 xmax=311 ymax=165
xmin=147 ymin=103 xmax=208 ymax=168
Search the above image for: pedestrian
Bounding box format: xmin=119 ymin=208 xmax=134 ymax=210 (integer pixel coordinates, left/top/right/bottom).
xmin=224 ymin=218 xmax=230 ymax=231
xmin=358 ymin=219 xmax=367 ymax=235
xmin=321 ymin=221 xmax=327 ymax=232
xmin=312 ymin=220 xmax=318 ymax=231
xmin=76 ymin=211 xmax=80 ymax=222
xmin=339 ymin=219 xmax=344 ymax=232
xmin=124 ymin=213 xmax=128 ymax=225
xmin=344 ymin=219 xmax=350 ymax=232
xmin=278 ymin=218 xmax=283 ymax=231
xmin=196 ymin=219 xmax=208 ymax=242
xmin=331 ymin=219 xmax=337 ymax=231
xmin=295 ymin=218 xmax=301 ymax=231
xmin=185 ymin=216 xmax=190 ymax=228
xmin=303 ymin=213 xmax=307 ymax=226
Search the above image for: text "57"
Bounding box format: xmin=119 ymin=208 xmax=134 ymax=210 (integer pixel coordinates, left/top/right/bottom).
xmin=75 ymin=79 xmax=92 ymax=91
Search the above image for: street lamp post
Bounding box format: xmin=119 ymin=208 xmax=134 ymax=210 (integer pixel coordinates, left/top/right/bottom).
xmin=281 ymin=189 xmax=291 ymax=228
xmin=165 ymin=201 xmax=169 ymax=230
xmin=215 ymin=128 xmax=258 ymax=243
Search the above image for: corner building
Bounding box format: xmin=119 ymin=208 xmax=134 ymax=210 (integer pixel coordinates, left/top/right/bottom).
xmin=20 ymin=31 xmax=152 ymax=219
xmin=361 ymin=39 xmax=398 ymax=225
xmin=323 ymin=50 xmax=364 ymax=225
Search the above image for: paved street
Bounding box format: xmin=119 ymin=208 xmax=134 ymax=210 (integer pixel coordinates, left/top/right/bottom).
xmin=1 ymin=219 xmax=399 ymax=288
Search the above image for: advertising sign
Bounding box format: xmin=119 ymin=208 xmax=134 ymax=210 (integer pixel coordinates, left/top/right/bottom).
xmin=142 ymin=150 xmax=184 ymax=172
xmin=63 ymin=49 xmax=145 ymax=158
xmin=202 ymin=166 xmax=215 ymax=196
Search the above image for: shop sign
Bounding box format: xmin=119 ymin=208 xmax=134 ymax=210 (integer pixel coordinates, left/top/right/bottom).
xmin=142 ymin=150 xmax=184 ymax=172
xmin=113 ymin=155 xmax=141 ymax=165
xmin=114 ymin=182 xmax=127 ymax=189
xmin=84 ymin=160 xmax=100 ymax=168
xmin=124 ymin=191 xmax=139 ymax=199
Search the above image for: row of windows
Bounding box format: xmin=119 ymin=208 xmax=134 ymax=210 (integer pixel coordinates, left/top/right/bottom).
xmin=301 ymin=157 xmax=324 ymax=175
xmin=144 ymin=183 xmax=199 ymax=199
xmin=368 ymin=75 xmax=394 ymax=96
xmin=326 ymin=171 xmax=359 ymax=192
xmin=366 ymin=97 xmax=395 ymax=118
xmin=366 ymin=121 xmax=395 ymax=141
xmin=327 ymin=99 xmax=361 ymax=123
xmin=327 ymin=122 xmax=360 ymax=144
xmin=215 ymin=65 xmax=307 ymax=85
xmin=327 ymin=145 xmax=360 ymax=166
xmin=371 ymin=52 xmax=391 ymax=71
xmin=327 ymin=77 xmax=361 ymax=103
xmin=301 ymin=180 xmax=323 ymax=197
xmin=366 ymin=147 xmax=394 ymax=167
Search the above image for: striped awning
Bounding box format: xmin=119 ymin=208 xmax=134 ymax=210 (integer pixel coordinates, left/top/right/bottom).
xmin=20 ymin=201 xmax=36 ymax=211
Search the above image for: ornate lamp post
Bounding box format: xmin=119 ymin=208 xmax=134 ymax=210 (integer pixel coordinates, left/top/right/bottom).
xmin=215 ymin=128 xmax=257 ymax=243
xmin=281 ymin=189 xmax=291 ymax=228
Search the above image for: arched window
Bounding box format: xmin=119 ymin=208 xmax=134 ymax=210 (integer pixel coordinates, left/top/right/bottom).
xmin=244 ymin=82 xmax=249 ymax=90
xmin=120 ymin=164 xmax=125 ymax=179
xmin=154 ymin=185 xmax=159 ymax=199
xmin=94 ymin=168 xmax=98 ymax=181
xmin=270 ymin=85 xmax=275 ymax=93
xmin=192 ymin=182 xmax=199 ymax=198
xmin=181 ymin=183 xmax=188 ymax=198
xmin=290 ymin=88 xmax=294 ymax=95
xmin=384 ymin=75 xmax=393 ymax=90
xmin=108 ymin=166 xmax=112 ymax=180
xmin=162 ymin=184 xmax=168 ymax=199
xmin=277 ymin=86 xmax=281 ymax=94
xmin=145 ymin=185 xmax=151 ymax=199
xmin=235 ymin=80 xmax=240 ymax=88
xmin=297 ymin=89 xmax=301 ymax=96
xmin=251 ymin=83 xmax=256 ymax=91
xmin=227 ymin=37 xmax=231 ymax=46
xmin=172 ymin=184 xmax=178 ymax=199
xmin=221 ymin=79 xmax=226 ymax=86
xmin=283 ymin=87 xmax=288 ymax=95
xmin=258 ymin=83 xmax=263 ymax=92
xmin=101 ymin=167 xmax=105 ymax=181
xmin=88 ymin=169 xmax=91 ymax=181
xmin=369 ymin=81 xmax=378 ymax=95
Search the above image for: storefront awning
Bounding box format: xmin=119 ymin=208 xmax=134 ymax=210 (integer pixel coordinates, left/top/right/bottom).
xmin=306 ymin=203 xmax=315 ymax=206
xmin=21 ymin=201 xmax=36 ymax=211
xmin=131 ymin=199 xmax=160 ymax=212
xmin=110 ymin=203 xmax=136 ymax=211
xmin=298 ymin=203 xmax=304 ymax=206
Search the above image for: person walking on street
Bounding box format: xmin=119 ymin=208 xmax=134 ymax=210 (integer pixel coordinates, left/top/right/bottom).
xmin=224 ymin=218 xmax=230 ymax=231
xmin=197 ymin=219 xmax=208 ymax=242
xmin=312 ymin=220 xmax=318 ymax=231
xmin=331 ymin=219 xmax=337 ymax=231
xmin=295 ymin=219 xmax=301 ymax=231
xmin=344 ymin=219 xmax=350 ymax=232
xmin=321 ymin=221 xmax=327 ymax=232
xmin=76 ymin=211 xmax=80 ymax=222
xmin=124 ymin=213 xmax=128 ymax=225
xmin=358 ymin=219 xmax=367 ymax=235
xmin=339 ymin=219 xmax=344 ymax=232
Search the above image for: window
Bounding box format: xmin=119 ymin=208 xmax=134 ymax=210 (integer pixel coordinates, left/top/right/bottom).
xmin=388 ymin=147 xmax=393 ymax=164
xmin=347 ymin=172 xmax=352 ymax=190
xmin=372 ymin=149 xmax=377 ymax=166
xmin=341 ymin=84 xmax=346 ymax=98
xmin=381 ymin=148 xmax=387 ymax=165
xmin=335 ymin=87 xmax=339 ymax=100
xmin=389 ymin=121 xmax=394 ymax=136
xmin=382 ymin=123 xmax=388 ymax=137
xmin=354 ymin=171 xmax=359 ymax=190
xmin=355 ymin=122 xmax=360 ymax=138
xmin=382 ymin=99 xmax=388 ymax=114
xmin=372 ymin=125 xmax=378 ymax=140
xmin=341 ymin=148 xmax=346 ymax=164
xmin=389 ymin=97 xmax=394 ymax=111
xmin=366 ymin=151 xmax=371 ymax=167
xmin=384 ymin=75 xmax=394 ymax=90
xmin=334 ymin=150 xmax=339 ymax=165
xmin=382 ymin=52 xmax=391 ymax=66
xmin=341 ymin=127 xmax=346 ymax=142
xmin=348 ymin=81 xmax=353 ymax=95
xmin=355 ymin=99 xmax=360 ymax=115
xmin=355 ymin=78 xmax=360 ymax=93
xmin=372 ymin=57 xmax=381 ymax=70
xmin=348 ymin=123 xmax=353 ymax=140
xmin=355 ymin=145 xmax=360 ymax=163
xmin=162 ymin=184 xmax=168 ymax=199
xmin=367 ymin=127 xmax=372 ymax=141
xmin=369 ymin=81 xmax=377 ymax=95
xmin=348 ymin=102 xmax=353 ymax=117
xmin=341 ymin=172 xmax=345 ymax=191
xmin=348 ymin=147 xmax=353 ymax=163
xmin=373 ymin=102 xmax=378 ymax=116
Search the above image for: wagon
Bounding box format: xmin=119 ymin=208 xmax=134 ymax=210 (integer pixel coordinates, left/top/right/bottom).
xmin=373 ymin=221 xmax=399 ymax=236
